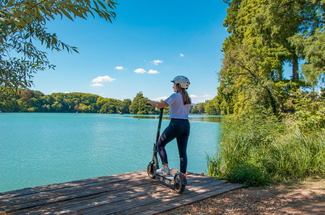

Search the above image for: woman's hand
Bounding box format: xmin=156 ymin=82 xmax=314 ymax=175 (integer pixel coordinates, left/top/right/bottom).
xmin=146 ymin=101 xmax=154 ymax=106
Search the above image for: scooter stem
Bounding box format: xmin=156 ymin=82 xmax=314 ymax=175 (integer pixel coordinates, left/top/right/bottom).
xmin=155 ymin=108 xmax=164 ymax=144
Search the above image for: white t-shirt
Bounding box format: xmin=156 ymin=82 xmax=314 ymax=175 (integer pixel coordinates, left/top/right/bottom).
xmin=165 ymin=93 xmax=191 ymax=119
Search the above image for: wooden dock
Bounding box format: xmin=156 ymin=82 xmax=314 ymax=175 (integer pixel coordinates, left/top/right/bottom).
xmin=0 ymin=169 xmax=242 ymax=214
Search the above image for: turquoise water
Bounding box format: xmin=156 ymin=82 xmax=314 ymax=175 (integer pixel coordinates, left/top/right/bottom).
xmin=0 ymin=113 xmax=221 ymax=192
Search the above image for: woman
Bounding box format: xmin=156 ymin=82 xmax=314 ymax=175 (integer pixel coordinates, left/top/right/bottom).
xmin=147 ymin=75 xmax=191 ymax=175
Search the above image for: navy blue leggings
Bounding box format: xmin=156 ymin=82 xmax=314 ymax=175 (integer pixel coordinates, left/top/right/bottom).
xmin=156 ymin=119 xmax=190 ymax=173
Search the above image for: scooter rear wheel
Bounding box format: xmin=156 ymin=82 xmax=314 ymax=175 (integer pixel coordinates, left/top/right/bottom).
xmin=147 ymin=163 xmax=155 ymax=179
xmin=174 ymin=174 xmax=185 ymax=194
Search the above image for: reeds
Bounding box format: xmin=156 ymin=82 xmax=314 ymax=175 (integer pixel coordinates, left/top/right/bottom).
xmin=207 ymin=113 xmax=325 ymax=186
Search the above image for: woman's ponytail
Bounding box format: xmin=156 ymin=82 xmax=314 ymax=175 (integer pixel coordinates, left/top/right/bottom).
xmin=176 ymin=84 xmax=191 ymax=105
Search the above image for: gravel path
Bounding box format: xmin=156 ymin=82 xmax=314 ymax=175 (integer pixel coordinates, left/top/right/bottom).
xmin=160 ymin=178 xmax=325 ymax=215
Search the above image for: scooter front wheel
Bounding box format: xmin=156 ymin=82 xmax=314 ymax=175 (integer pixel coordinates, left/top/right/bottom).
xmin=147 ymin=162 xmax=155 ymax=179
xmin=174 ymin=174 xmax=185 ymax=194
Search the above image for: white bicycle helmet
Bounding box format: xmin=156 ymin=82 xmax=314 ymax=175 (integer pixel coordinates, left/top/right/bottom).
xmin=171 ymin=75 xmax=190 ymax=89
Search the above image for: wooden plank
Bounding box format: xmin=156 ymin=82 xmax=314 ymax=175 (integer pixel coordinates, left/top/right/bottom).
xmin=0 ymin=170 xmax=243 ymax=215
xmin=1 ymin=174 xmax=151 ymax=213
xmin=11 ymin=181 xmax=164 ymax=215
xmin=78 ymin=180 xmax=230 ymax=214
xmin=12 ymin=176 xmax=220 ymax=212
xmin=3 ymin=176 xmax=220 ymax=215
xmin=6 ymin=178 xmax=160 ymax=214
xmin=74 ymin=177 xmax=228 ymax=214
xmin=134 ymin=183 xmax=243 ymax=215
xmin=1 ymin=170 xmax=147 ymax=200
xmin=0 ymin=170 xmax=146 ymax=199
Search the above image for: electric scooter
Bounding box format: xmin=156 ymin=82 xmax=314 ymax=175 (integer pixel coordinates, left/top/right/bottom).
xmin=146 ymin=108 xmax=187 ymax=194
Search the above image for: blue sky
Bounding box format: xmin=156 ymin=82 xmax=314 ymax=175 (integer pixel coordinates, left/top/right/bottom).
xmin=31 ymin=0 xmax=229 ymax=103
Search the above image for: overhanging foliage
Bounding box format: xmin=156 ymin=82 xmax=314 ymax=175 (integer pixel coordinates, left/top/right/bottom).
xmin=0 ymin=0 xmax=117 ymax=88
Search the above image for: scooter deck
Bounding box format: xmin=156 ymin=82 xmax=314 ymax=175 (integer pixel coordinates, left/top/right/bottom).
xmin=155 ymin=173 xmax=175 ymax=185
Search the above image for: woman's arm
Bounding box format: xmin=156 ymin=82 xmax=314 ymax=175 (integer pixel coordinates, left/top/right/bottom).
xmin=147 ymin=101 xmax=169 ymax=109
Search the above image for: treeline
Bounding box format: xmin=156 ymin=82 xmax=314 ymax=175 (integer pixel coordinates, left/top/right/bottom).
xmin=0 ymin=88 xmax=130 ymax=113
xmin=0 ymin=87 xmax=215 ymax=115
xmin=207 ymin=0 xmax=325 ymax=186
xmin=0 ymin=88 xmax=152 ymax=114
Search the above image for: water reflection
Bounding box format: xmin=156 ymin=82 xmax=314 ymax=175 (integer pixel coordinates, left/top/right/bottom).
xmin=189 ymin=115 xmax=223 ymax=123
xmin=124 ymin=114 xmax=223 ymax=123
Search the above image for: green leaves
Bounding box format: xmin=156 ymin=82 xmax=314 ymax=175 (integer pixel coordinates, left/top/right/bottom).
xmin=1 ymin=0 xmax=117 ymax=89
xmin=211 ymin=0 xmax=325 ymax=186
xmin=129 ymin=92 xmax=155 ymax=115
xmin=291 ymin=29 xmax=325 ymax=86
xmin=218 ymin=0 xmax=325 ymax=116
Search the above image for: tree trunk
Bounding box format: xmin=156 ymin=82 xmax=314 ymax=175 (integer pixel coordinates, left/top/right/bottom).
xmin=292 ymin=55 xmax=299 ymax=81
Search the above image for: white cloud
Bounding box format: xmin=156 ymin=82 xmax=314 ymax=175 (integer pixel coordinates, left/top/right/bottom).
xmin=148 ymin=69 xmax=159 ymax=74
xmin=134 ymin=68 xmax=159 ymax=74
xmin=134 ymin=68 xmax=147 ymax=73
xmin=115 ymin=66 xmax=124 ymax=70
xmin=190 ymin=94 xmax=215 ymax=104
xmin=90 ymin=83 xmax=104 ymax=87
xmin=180 ymin=53 xmax=185 ymax=57
xmin=90 ymin=75 xmax=116 ymax=87
xmin=151 ymin=96 xmax=168 ymax=101
xmin=151 ymin=60 xmax=163 ymax=65
xmin=92 ymin=75 xmax=116 ymax=83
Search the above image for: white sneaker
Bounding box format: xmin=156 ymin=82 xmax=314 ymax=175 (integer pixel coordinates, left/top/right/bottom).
xmin=156 ymin=166 xmax=170 ymax=175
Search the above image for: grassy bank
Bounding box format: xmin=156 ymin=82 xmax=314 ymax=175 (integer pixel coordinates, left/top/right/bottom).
xmin=208 ymin=108 xmax=325 ymax=186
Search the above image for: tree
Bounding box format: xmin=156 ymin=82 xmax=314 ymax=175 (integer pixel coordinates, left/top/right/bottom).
xmin=218 ymin=0 xmax=325 ymax=116
xmin=99 ymin=98 xmax=118 ymax=113
xmin=129 ymin=92 xmax=153 ymax=115
xmin=117 ymin=99 xmax=131 ymax=114
xmin=290 ymin=0 xmax=325 ymax=86
xmin=191 ymin=102 xmax=207 ymax=114
xmin=190 ymin=106 xmax=199 ymax=114
xmin=0 ymin=0 xmax=117 ymax=88
xmin=78 ymin=103 xmax=92 ymax=113
xmin=0 ymin=86 xmax=19 ymax=112
xmin=205 ymin=96 xmax=224 ymax=115
xmin=261 ymin=0 xmax=325 ymax=85
xmin=219 ymin=0 xmax=282 ymax=115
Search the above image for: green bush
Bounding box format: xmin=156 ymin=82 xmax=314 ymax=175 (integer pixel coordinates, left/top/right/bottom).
xmin=225 ymin=163 xmax=268 ymax=187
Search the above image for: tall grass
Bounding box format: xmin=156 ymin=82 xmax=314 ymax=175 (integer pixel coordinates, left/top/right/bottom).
xmin=269 ymin=129 xmax=325 ymax=180
xmin=208 ymin=112 xmax=325 ymax=186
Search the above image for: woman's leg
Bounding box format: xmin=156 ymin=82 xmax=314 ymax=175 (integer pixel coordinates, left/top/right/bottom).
xmin=176 ymin=121 xmax=190 ymax=174
xmin=156 ymin=121 xmax=178 ymax=165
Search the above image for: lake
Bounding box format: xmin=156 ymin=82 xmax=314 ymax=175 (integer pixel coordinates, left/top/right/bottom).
xmin=0 ymin=113 xmax=222 ymax=192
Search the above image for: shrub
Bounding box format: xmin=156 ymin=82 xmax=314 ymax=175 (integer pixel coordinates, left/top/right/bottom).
xmin=225 ymin=163 xmax=268 ymax=187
